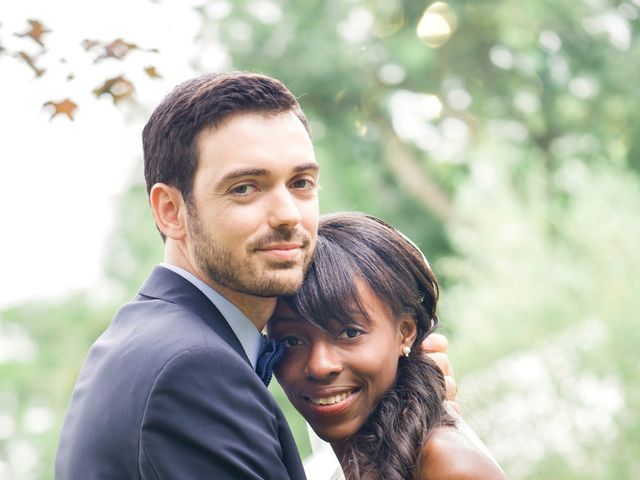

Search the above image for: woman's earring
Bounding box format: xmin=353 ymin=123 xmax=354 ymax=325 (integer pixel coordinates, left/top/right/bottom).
xmin=402 ymin=346 xmax=411 ymax=357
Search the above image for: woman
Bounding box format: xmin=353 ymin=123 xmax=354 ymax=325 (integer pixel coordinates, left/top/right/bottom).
xmin=269 ymin=212 xmax=507 ymax=480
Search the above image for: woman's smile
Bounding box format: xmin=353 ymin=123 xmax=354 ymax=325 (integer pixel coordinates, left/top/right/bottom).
xmin=302 ymin=388 xmax=362 ymax=415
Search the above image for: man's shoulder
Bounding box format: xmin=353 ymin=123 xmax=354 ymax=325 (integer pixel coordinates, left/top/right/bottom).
xmin=77 ymin=293 xmax=249 ymax=395
xmin=70 ymin=296 xmax=262 ymax=428
xmin=111 ymin=296 xmax=210 ymax=341
xmin=105 ymin=297 xmax=247 ymax=368
xmin=118 ymin=292 xmax=211 ymax=327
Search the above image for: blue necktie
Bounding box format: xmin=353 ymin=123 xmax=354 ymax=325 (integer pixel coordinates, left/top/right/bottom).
xmin=256 ymin=335 xmax=286 ymax=387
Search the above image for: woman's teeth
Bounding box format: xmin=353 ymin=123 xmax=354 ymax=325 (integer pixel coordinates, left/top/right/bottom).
xmin=309 ymin=391 xmax=353 ymax=405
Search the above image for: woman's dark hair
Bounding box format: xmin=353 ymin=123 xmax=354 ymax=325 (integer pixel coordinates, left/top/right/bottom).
xmin=282 ymin=212 xmax=454 ymax=480
xmin=142 ymin=71 xmax=309 ymax=239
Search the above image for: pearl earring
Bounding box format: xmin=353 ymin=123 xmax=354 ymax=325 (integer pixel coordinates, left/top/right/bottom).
xmin=402 ymin=346 xmax=411 ymax=357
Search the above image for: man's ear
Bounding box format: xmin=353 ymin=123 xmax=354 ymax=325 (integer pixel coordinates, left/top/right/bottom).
xmin=399 ymin=316 xmax=418 ymax=349
xmin=149 ymin=183 xmax=187 ymax=241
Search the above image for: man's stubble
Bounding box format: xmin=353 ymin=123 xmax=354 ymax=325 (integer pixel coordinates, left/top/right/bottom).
xmin=187 ymin=206 xmax=314 ymax=298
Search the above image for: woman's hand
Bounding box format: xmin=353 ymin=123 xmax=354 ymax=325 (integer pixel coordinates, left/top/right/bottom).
xmin=420 ymin=334 xmax=460 ymax=413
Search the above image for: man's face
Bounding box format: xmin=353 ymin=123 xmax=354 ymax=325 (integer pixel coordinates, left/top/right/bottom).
xmin=186 ymin=111 xmax=319 ymax=298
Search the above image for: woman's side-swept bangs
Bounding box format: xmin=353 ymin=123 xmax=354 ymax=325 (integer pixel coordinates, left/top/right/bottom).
xmin=283 ymin=235 xmax=371 ymax=330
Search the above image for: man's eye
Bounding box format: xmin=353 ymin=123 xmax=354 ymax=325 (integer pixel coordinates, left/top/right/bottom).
xmin=338 ymin=328 xmax=363 ymax=339
xmin=230 ymin=184 xmax=257 ymax=195
xmin=281 ymin=336 xmax=303 ymax=347
xmin=290 ymin=178 xmax=315 ymax=190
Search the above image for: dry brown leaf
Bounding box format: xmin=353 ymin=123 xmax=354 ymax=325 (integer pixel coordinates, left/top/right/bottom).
xmin=16 ymin=19 xmax=50 ymax=47
xmin=43 ymin=98 xmax=78 ymax=120
xmin=17 ymin=50 xmax=45 ymax=77
xmin=84 ymin=38 xmax=158 ymax=62
xmin=81 ymin=37 xmax=159 ymax=64
xmin=98 ymin=38 xmax=139 ymax=61
xmin=81 ymin=39 xmax=100 ymax=51
xmin=144 ymin=66 xmax=162 ymax=79
xmin=92 ymin=75 xmax=135 ymax=104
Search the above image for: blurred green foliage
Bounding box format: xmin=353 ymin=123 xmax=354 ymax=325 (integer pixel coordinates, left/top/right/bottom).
xmin=2 ymin=0 xmax=640 ymax=478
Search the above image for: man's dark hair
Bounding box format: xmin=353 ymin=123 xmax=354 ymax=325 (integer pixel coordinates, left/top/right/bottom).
xmin=142 ymin=72 xmax=310 ymax=224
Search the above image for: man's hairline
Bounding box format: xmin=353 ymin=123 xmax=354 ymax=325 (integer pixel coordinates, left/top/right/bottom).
xmin=194 ymin=107 xmax=310 ymax=142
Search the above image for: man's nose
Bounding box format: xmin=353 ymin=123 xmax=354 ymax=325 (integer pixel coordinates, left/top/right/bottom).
xmin=267 ymin=185 xmax=302 ymax=229
xmin=304 ymin=341 xmax=343 ymax=380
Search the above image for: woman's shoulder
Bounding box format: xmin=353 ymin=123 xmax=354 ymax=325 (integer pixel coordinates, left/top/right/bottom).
xmin=419 ymin=426 xmax=508 ymax=480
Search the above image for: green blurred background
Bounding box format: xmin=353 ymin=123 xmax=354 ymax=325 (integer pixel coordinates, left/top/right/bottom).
xmin=2 ymin=0 xmax=640 ymax=478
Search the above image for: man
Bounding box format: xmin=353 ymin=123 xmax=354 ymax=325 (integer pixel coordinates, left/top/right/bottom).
xmin=55 ymin=72 xmax=454 ymax=479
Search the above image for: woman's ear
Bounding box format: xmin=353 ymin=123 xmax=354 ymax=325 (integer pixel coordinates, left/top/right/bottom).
xmin=149 ymin=183 xmax=187 ymax=240
xmin=399 ymin=316 xmax=418 ymax=354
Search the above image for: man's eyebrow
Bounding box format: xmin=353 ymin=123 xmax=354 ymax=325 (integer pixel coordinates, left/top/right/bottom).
xmin=293 ymin=162 xmax=320 ymax=174
xmin=217 ymin=162 xmax=320 ymax=185
xmin=218 ymin=167 xmax=269 ymax=185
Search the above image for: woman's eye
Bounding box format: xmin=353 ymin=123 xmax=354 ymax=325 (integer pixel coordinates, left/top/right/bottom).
xmin=231 ymin=184 xmax=257 ymax=196
xmin=281 ymin=336 xmax=303 ymax=348
xmin=338 ymin=327 xmax=363 ymax=339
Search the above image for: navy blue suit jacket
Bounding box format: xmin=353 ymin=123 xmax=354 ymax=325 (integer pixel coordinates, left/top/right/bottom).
xmin=55 ymin=266 xmax=306 ymax=479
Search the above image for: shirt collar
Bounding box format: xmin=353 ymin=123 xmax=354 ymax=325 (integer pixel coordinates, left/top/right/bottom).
xmin=159 ymin=262 xmax=263 ymax=368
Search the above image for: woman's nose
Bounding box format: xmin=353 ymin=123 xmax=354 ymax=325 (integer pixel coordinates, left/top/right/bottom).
xmin=304 ymin=341 xmax=343 ymax=380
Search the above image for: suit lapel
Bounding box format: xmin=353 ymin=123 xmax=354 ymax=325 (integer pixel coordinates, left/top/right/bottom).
xmin=137 ymin=266 xmax=250 ymax=366
xmin=276 ymin=408 xmax=308 ymax=479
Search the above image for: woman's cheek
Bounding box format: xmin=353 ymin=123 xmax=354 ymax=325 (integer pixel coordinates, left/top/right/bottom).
xmin=276 ymin=348 xmax=304 ymax=382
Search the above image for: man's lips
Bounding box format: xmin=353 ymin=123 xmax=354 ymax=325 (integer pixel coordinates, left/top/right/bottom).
xmin=258 ymin=243 xmax=302 ymax=251
xmin=256 ymin=244 xmax=304 ymax=260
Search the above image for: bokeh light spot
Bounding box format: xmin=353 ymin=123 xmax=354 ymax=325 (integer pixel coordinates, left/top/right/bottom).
xmin=378 ymin=63 xmax=406 ymax=85
xmin=417 ymin=2 xmax=457 ymax=48
xmin=489 ymin=45 xmax=514 ymax=69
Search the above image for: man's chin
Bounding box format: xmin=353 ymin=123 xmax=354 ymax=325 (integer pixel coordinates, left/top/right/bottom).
xmin=249 ymin=282 xmax=302 ymax=298
xmin=246 ymin=272 xmax=304 ymax=297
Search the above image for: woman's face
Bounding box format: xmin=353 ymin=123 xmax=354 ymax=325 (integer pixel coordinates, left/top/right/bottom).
xmin=270 ymin=279 xmax=416 ymax=444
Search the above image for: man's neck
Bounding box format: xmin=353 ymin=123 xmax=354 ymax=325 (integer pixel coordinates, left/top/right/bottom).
xmin=163 ymin=244 xmax=276 ymax=331
xmin=208 ymin=282 xmax=277 ymax=332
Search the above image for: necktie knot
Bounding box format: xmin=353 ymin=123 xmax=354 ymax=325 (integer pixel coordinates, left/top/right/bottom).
xmin=256 ymin=335 xmax=286 ymax=387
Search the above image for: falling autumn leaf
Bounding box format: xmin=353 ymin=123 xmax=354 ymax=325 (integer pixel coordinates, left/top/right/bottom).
xmin=92 ymin=75 xmax=135 ymax=104
xmin=43 ymin=98 xmax=78 ymax=120
xmin=81 ymin=39 xmax=100 ymax=51
xmin=17 ymin=51 xmax=45 ymax=77
xmin=16 ymin=19 xmax=50 ymax=47
xmin=82 ymin=38 xmax=159 ymax=63
xmin=100 ymin=38 xmax=139 ymax=61
xmin=144 ymin=66 xmax=162 ymax=79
